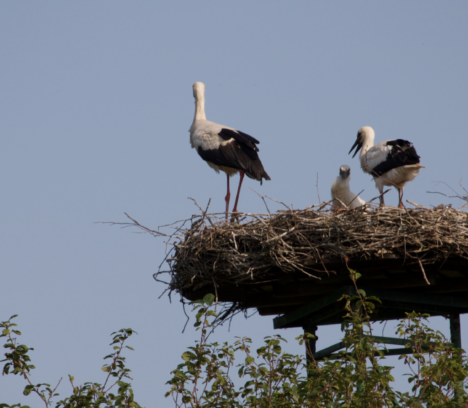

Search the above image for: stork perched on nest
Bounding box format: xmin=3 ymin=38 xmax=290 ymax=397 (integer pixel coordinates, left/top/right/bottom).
xmin=331 ymin=165 xmax=366 ymax=209
xmin=349 ymin=126 xmax=424 ymax=208
xmin=189 ymin=82 xmax=270 ymax=219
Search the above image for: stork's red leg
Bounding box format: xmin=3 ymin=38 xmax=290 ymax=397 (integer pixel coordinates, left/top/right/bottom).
xmin=232 ymin=171 xmax=245 ymax=214
xmin=398 ymin=188 xmax=404 ymax=209
xmin=225 ymin=174 xmax=231 ymax=220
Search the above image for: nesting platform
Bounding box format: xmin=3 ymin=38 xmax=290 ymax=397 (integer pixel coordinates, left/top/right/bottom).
xmin=183 ymin=255 xmax=468 ymax=320
xmin=160 ymin=205 xmax=468 ymax=324
xmin=136 ymin=204 xmax=468 ymax=360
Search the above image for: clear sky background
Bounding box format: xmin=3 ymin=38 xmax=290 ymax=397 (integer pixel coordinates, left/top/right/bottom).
xmin=1 ymin=1 xmax=468 ymax=406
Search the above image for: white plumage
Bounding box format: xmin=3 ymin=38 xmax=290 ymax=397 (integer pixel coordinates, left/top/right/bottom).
xmin=349 ymin=126 xmax=424 ymax=208
xmin=189 ymin=82 xmax=270 ymax=218
xmin=331 ymin=165 xmax=366 ymax=209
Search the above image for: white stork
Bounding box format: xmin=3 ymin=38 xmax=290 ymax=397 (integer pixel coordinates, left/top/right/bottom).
xmin=349 ymin=126 xmax=424 ymax=208
xmin=331 ymin=165 xmax=366 ymax=209
xmin=189 ymin=82 xmax=270 ymax=219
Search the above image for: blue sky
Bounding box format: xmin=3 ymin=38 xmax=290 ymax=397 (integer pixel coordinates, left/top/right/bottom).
xmin=1 ymin=1 xmax=468 ymax=406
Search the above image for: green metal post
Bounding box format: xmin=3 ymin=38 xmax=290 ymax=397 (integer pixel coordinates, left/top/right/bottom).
xmin=302 ymin=319 xmax=317 ymax=376
xmin=450 ymin=313 xmax=462 ymax=349
xmin=450 ymin=313 xmax=463 ymax=403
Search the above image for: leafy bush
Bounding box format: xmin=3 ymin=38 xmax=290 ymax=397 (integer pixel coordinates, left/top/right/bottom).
xmin=1 ymin=316 xmax=140 ymax=408
xmin=166 ymin=284 xmax=468 ymax=407
xmin=2 ymin=274 xmax=468 ymax=407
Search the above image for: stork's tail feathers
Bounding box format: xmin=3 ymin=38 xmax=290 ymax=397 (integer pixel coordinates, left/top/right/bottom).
xmin=248 ymin=165 xmax=270 ymax=185
xmin=405 ymin=163 xmax=425 ymax=170
xmin=259 ymin=170 xmax=271 ymax=185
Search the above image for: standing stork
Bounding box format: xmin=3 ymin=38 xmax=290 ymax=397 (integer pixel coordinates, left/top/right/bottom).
xmin=349 ymin=126 xmax=424 ymax=208
xmin=331 ymin=165 xmax=366 ymax=209
xmin=189 ymin=82 xmax=270 ymax=219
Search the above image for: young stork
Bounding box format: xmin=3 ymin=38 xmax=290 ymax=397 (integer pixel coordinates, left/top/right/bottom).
xmin=189 ymin=82 xmax=270 ymax=219
xmin=349 ymin=126 xmax=424 ymax=208
xmin=331 ymin=165 xmax=366 ymax=209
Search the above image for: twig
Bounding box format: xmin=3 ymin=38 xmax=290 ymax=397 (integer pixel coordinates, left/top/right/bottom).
xmin=406 ymin=200 xmax=425 ymax=209
xmin=418 ymin=258 xmax=431 ymax=285
xmin=249 ymin=187 xmax=271 ymax=215
xmin=265 ymin=195 xmax=292 ymax=211
xmin=211 ymin=276 xmax=219 ymax=305
xmin=262 ymin=226 xmax=296 ymax=244
xmin=368 ymin=189 xmax=391 ymax=204
xmin=188 ymin=197 xmax=214 ymax=227
xmin=317 ymin=200 xmax=334 ymax=211
xmin=181 ymin=300 xmax=190 ymax=333
xmin=428 ymin=181 xmax=468 ymax=203
xmin=346 ymin=190 xmax=365 ymax=208
xmin=316 ymin=172 xmax=321 ymax=204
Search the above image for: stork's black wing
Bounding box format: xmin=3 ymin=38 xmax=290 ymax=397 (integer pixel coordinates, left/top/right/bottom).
xmin=197 ymin=127 xmax=270 ymax=182
xmin=372 ymin=139 xmax=421 ymax=177
xmin=218 ymin=128 xmax=260 ymax=157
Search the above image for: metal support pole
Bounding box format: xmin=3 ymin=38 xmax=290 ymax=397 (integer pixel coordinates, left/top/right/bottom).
xmin=450 ymin=313 xmax=462 ymax=349
xmin=302 ymin=318 xmax=317 ymax=374
xmin=450 ymin=313 xmax=463 ymax=402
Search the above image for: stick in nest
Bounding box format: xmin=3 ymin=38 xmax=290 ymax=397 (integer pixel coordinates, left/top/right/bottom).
xmin=249 ymin=187 xmax=271 ymax=215
xmin=418 ymin=258 xmax=431 ymax=285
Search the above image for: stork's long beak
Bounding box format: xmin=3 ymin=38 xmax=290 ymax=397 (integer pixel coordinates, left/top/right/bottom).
xmin=340 ymin=169 xmax=350 ymax=179
xmin=348 ymin=139 xmax=362 ymax=158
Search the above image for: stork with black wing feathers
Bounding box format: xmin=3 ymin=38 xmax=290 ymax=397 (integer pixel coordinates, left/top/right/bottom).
xmin=349 ymin=126 xmax=424 ymax=208
xmin=189 ymin=82 xmax=270 ymax=219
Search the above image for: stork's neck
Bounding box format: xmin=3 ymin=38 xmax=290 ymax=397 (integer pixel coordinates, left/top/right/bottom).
xmin=360 ymin=137 xmax=374 ymax=158
xmin=194 ymin=94 xmax=206 ymax=122
xmin=339 ymin=177 xmax=350 ymax=189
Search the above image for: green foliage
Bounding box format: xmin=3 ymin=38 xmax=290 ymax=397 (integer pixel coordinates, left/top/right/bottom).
xmin=396 ymin=313 xmax=468 ymax=407
xmin=1 ymin=316 xmax=141 ymax=408
xmin=2 ymin=270 xmax=468 ymax=407
xmin=166 ymin=275 xmax=468 ymax=407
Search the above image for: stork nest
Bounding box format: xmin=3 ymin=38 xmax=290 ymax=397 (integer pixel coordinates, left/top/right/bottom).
xmin=116 ymin=201 xmax=468 ymax=306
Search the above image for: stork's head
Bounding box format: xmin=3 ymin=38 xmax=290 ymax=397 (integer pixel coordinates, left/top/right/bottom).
xmin=193 ymin=82 xmax=205 ymax=99
xmin=339 ymin=165 xmax=351 ymax=180
xmin=349 ymin=126 xmax=375 ymax=158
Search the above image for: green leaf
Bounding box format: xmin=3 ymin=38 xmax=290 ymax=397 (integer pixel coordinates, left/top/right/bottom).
xmin=238 ymin=366 xmax=244 ymax=378
xmin=182 ymin=352 xmax=191 ymax=362
xmin=23 ymin=385 xmax=35 ymax=396
xmin=2 ymin=329 xmax=10 ymax=336
xmin=203 ymin=294 xmax=215 ymax=306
